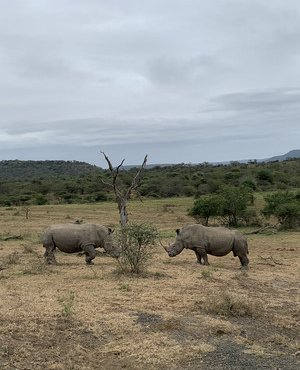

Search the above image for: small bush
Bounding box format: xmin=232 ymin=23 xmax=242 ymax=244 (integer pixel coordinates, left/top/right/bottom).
xmin=204 ymin=292 xmax=262 ymax=317
xmin=118 ymin=283 xmax=132 ymax=292
xmin=200 ymin=268 xmax=214 ymax=280
xmin=116 ymin=223 xmax=158 ymax=274
xmin=256 ymin=169 xmax=274 ymax=184
xmin=57 ymin=291 xmax=76 ymax=318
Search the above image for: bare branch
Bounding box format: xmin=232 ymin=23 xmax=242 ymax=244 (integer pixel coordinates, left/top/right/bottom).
xmin=115 ymin=159 xmax=125 ymax=173
xmin=245 ymin=224 xmax=279 ymax=235
xmin=100 ymin=152 xmax=125 ymax=198
xmin=99 ymin=177 xmax=112 ymax=187
xmin=99 ymin=152 xmax=148 ymax=225
xmin=126 ymin=154 xmax=148 ymax=198
xmin=257 ymin=256 xmax=287 ymax=266
xmin=100 ymin=151 xmax=114 ymax=172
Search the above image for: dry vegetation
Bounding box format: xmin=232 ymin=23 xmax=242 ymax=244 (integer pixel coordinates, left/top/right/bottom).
xmin=0 ymin=198 xmax=299 ymax=369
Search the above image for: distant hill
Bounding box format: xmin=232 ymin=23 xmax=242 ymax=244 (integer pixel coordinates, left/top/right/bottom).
xmin=0 ymin=160 xmax=101 ymax=180
xmin=263 ymin=149 xmax=300 ymax=162
xmin=126 ymin=150 xmax=300 ymax=168
xmin=207 ymin=150 xmax=300 ymax=166
xmin=0 ymin=150 xmax=299 ymax=181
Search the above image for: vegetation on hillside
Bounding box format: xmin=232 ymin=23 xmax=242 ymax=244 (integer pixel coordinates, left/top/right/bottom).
xmin=0 ymin=158 xmax=299 ymax=210
xmin=0 ymin=159 xmax=100 ymax=180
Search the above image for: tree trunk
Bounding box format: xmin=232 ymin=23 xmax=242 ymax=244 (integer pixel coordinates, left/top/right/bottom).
xmin=118 ymin=199 xmax=128 ymax=226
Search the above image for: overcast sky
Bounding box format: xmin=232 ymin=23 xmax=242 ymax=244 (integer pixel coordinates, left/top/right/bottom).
xmin=0 ymin=0 xmax=299 ymax=167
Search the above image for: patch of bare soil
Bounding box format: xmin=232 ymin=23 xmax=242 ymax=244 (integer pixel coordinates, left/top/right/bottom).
xmin=0 ymin=315 xmax=138 ymax=370
xmin=198 ymin=338 xmax=298 ymax=370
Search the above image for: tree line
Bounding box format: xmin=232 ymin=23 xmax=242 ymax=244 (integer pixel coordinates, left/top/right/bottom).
xmin=0 ymin=158 xmax=299 ymax=208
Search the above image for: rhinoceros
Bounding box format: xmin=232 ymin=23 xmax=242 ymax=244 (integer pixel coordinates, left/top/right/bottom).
xmin=163 ymin=224 xmax=249 ymax=269
xmin=43 ymin=223 xmax=120 ymax=265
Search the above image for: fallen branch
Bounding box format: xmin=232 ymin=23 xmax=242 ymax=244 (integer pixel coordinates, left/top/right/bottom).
xmin=245 ymin=224 xmax=279 ymax=235
xmin=257 ymin=256 xmax=286 ymax=266
xmin=0 ymin=235 xmax=23 ymax=241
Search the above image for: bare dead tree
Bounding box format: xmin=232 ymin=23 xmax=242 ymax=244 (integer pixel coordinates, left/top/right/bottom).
xmin=100 ymin=152 xmax=148 ymax=226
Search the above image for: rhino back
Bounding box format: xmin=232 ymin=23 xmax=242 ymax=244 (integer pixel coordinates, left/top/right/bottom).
xmin=45 ymin=223 xmax=106 ymax=253
xmin=180 ymin=224 xmax=236 ymax=255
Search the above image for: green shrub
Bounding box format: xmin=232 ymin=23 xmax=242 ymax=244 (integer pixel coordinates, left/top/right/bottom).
xmin=189 ymin=195 xmax=223 ymax=225
xmin=256 ymin=169 xmax=274 ymax=184
xmin=262 ymin=191 xmax=300 ymax=229
xmin=116 ymin=223 xmax=158 ymax=274
xmin=34 ymin=193 xmax=48 ymax=205
xmin=57 ymin=291 xmax=76 ymax=318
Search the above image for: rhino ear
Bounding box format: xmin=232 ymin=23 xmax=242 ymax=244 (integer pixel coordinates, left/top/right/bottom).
xmin=108 ymin=228 xmax=114 ymax=234
xmin=176 ymin=229 xmax=180 ymax=235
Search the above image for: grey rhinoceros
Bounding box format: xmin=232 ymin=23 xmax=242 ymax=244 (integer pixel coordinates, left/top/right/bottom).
xmin=43 ymin=223 xmax=121 ymax=265
xmin=163 ymin=224 xmax=249 ymax=269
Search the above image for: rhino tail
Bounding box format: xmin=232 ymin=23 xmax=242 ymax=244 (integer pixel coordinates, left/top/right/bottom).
xmin=242 ymin=236 xmax=249 ymax=254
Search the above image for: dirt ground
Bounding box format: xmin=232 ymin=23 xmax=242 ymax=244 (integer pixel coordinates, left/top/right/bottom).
xmin=0 ymin=200 xmax=299 ymax=369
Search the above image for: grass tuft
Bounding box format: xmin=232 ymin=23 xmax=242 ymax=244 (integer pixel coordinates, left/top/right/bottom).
xmin=200 ymin=268 xmax=215 ymax=280
xmin=6 ymin=252 xmax=20 ymax=265
xmin=22 ymin=260 xmax=48 ymax=275
xmin=203 ymin=292 xmax=263 ymax=317
xmin=57 ymin=290 xmax=76 ymax=318
xmin=118 ymin=283 xmax=132 ymax=292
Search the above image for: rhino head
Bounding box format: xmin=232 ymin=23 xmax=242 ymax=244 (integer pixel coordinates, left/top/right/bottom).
xmin=162 ymin=229 xmax=185 ymax=257
xmin=103 ymin=228 xmax=121 ymax=258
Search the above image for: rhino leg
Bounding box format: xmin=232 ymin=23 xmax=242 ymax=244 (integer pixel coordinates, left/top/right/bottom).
xmin=238 ymin=255 xmax=249 ymax=269
xmin=193 ymin=249 xmax=204 ymax=264
xmin=82 ymin=244 xmax=96 ymax=265
xmin=195 ymin=247 xmax=209 ymax=265
xmin=191 ymin=248 xmax=201 ymax=263
xmin=43 ymin=243 xmax=57 ymax=265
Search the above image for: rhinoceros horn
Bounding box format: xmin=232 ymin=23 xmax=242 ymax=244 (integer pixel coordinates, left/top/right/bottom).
xmin=159 ymin=240 xmax=170 ymax=253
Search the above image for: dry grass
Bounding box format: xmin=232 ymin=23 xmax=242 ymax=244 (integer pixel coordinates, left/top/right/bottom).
xmin=201 ymin=291 xmax=263 ymax=317
xmin=0 ymin=199 xmax=299 ymax=369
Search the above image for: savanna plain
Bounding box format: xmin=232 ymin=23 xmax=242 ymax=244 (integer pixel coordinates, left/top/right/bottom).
xmin=0 ymin=198 xmax=299 ymax=370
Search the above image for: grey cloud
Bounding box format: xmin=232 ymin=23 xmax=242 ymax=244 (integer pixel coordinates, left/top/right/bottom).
xmin=210 ymin=88 xmax=300 ymax=112
xmin=0 ymin=0 xmax=299 ymax=164
xmin=1 ymin=97 xmax=297 ymax=151
xmin=146 ymin=55 xmax=216 ymax=87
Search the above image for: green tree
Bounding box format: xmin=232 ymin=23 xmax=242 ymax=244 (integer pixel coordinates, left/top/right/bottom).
xmin=262 ymin=191 xmax=300 ymax=229
xmin=188 ymin=195 xmax=223 ymax=225
xmin=256 ymin=169 xmax=274 ymax=184
xmin=218 ymin=186 xmax=253 ymax=226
